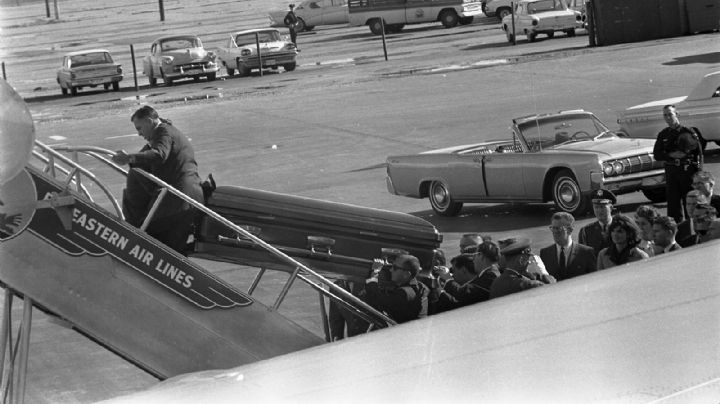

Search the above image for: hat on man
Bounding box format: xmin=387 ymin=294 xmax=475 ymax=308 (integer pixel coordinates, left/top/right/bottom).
xmin=289 ymin=3 xmax=295 ymax=8
xmin=393 ymin=254 xmax=421 ymax=277
xmin=591 ymin=189 xmax=617 ymax=206
xmin=498 ymin=237 xmax=531 ymax=257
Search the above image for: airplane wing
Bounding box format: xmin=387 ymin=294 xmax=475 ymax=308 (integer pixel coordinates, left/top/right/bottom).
xmin=99 ymin=240 xmax=720 ymax=403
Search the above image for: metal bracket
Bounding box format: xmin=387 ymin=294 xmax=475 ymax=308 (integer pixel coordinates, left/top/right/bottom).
xmin=36 ymin=191 xmax=75 ymax=231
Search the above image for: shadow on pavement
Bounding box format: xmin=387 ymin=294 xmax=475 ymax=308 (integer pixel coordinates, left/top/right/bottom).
xmin=663 ymin=52 xmax=720 ymax=65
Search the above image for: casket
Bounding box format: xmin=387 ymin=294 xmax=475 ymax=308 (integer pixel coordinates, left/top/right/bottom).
xmin=194 ymin=186 xmax=443 ymax=281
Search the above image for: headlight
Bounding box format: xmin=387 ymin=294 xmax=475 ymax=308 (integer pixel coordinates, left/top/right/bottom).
xmin=612 ymin=161 xmax=625 ymax=175
xmin=163 ymin=58 xmax=173 ymax=65
xmin=240 ymin=49 xmax=251 ymax=56
xmin=532 ymin=18 xmax=539 ymax=26
xmin=117 ymin=66 xmax=123 ymax=74
xmin=603 ymin=162 xmax=614 ymax=176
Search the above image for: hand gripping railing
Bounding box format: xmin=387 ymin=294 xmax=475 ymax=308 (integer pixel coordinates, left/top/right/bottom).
xmin=33 ymin=142 xmax=396 ymax=332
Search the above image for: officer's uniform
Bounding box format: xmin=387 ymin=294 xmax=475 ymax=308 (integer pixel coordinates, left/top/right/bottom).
xmin=578 ymin=189 xmax=616 ymax=256
xmin=653 ymin=125 xmax=701 ymax=222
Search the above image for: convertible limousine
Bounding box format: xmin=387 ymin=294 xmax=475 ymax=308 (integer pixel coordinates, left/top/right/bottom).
xmin=386 ymin=110 xmax=666 ymax=216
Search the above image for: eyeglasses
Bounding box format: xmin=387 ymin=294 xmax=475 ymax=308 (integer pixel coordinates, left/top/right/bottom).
xmin=460 ymin=246 xmax=479 ymax=254
xmin=548 ymin=226 xmax=570 ymax=233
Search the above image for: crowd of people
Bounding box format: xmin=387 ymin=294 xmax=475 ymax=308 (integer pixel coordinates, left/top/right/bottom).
xmin=329 ymin=105 xmax=720 ymax=339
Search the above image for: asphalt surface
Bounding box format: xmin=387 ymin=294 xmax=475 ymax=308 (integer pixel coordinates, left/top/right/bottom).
xmin=1 ymin=0 xmax=719 ymax=402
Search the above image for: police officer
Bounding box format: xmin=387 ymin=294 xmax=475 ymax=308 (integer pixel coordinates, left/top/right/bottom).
xmin=578 ymin=189 xmax=616 ymax=256
xmin=284 ymin=4 xmax=299 ymax=49
xmin=653 ymin=104 xmax=702 ymax=223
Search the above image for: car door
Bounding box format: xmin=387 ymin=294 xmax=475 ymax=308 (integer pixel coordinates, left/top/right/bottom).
xmin=482 ymin=133 xmax=530 ymax=199
xmin=438 ymin=153 xmax=488 ymax=200
xmin=406 ymin=0 xmax=431 ymax=24
xmin=323 ymin=0 xmax=348 ymax=24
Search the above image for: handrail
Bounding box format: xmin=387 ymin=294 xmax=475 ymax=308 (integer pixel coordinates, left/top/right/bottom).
xmin=34 ymin=142 xmax=396 ymax=330
xmin=131 ymin=167 xmax=396 ymax=329
xmin=30 ymin=142 xmax=124 ymax=219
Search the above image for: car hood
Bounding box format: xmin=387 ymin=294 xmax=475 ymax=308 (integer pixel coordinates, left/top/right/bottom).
xmin=163 ymin=48 xmax=210 ymax=61
xmin=551 ymin=137 xmax=656 ymax=158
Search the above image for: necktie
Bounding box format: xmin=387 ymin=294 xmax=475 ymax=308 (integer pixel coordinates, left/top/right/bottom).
xmin=559 ymin=247 xmax=567 ymax=278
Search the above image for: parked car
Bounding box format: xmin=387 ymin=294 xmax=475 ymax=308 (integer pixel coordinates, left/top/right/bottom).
xmin=567 ymin=0 xmax=588 ymax=27
xmin=268 ymin=0 xmax=348 ymax=32
xmin=501 ymin=0 xmax=583 ymax=43
xmin=617 ymin=70 xmax=720 ymax=146
xmin=385 ymin=110 xmax=666 ymax=216
xmin=142 ymin=35 xmax=219 ymax=86
xmin=56 ymin=49 xmax=123 ymax=96
xmin=216 ymin=29 xmax=298 ymax=77
xmin=483 ymin=0 xmax=514 ymax=20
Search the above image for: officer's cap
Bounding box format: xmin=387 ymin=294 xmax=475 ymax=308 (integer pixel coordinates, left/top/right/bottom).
xmin=498 ymin=237 xmax=532 ymax=257
xmin=591 ymin=189 xmax=616 ymax=205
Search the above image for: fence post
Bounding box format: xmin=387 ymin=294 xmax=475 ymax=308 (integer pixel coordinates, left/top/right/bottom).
xmin=511 ymin=2 xmax=516 ymax=45
xmin=158 ymin=0 xmax=165 ymax=21
xmin=130 ymin=44 xmax=139 ymax=94
xmin=255 ymin=33 xmax=263 ymax=77
xmin=380 ymin=19 xmax=388 ymax=61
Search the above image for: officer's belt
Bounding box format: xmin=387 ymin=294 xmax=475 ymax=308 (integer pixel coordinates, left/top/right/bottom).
xmin=664 ymin=158 xmax=697 ymax=167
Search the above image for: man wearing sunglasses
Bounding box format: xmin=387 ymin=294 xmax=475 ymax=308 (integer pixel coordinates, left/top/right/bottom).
xmin=540 ymin=212 xmax=596 ymax=281
xmin=364 ymin=254 xmax=429 ymax=324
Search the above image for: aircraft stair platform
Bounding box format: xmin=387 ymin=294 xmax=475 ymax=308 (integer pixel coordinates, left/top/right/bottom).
xmin=0 ymin=133 xmax=441 ymax=402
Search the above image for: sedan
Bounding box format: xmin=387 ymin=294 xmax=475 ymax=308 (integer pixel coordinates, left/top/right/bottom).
xmin=216 ymin=29 xmax=297 ymax=77
xmin=56 ymin=49 xmax=123 ymax=96
xmin=386 ymin=110 xmax=666 ymax=216
xmin=501 ymin=0 xmax=584 ymax=42
xmin=268 ymin=0 xmax=348 ymax=32
xmin=142 ymin=35 xmax=219 ymax=86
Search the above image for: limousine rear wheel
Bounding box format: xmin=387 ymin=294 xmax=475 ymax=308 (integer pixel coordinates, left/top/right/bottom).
xmin=551 ymin=170 xmax=588 ymax=214
xmin=429 ymin=181 xmax=463 ymax=217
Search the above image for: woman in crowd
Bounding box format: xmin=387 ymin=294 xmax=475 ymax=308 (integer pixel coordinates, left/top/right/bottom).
xmin=634 ymin=205 xmax=661 ymax=257
xmin=597 ymin=214 xmax=649 ymax=270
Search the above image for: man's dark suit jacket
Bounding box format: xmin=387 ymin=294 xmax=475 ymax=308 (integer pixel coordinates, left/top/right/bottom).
xmin=540 ymin=242 xmax=597 ymax=281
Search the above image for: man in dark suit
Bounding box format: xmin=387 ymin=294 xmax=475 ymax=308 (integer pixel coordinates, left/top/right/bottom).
xmin=578 ymin=189 xmax=616 ymax=256
xmin=652 ymin=216 xmax=682 ymax=254
xmin=540 ymin=212 xmax=596 ymax=281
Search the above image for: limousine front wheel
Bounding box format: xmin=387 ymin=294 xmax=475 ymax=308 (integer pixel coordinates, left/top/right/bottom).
xmin=429 ymin=181 xmax=463 ymax=217
xmin=551 ymin=170 xmax=589 ymax=215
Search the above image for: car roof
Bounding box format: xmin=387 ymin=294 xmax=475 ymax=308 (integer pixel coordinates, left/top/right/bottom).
xmin=63 ymin=49 xmax=111 ymax=57
xmin=233 ymin=28 xmax=281 ymax=35
xmin=154 ymin=35 xmax=201 ymax=42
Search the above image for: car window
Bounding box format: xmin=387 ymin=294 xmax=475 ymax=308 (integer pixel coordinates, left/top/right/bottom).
xmin=519 ymin=114 xmax=607 ymax=149
xmin=527 ymin=0 xmax=564 ymax=13
xmin=160 ymin=37 xmax=200 ymax=51
xmin=69 ymin=52 xmax=113 ymax=67
xmin=236 ymin=32 xmax=280 ymax=45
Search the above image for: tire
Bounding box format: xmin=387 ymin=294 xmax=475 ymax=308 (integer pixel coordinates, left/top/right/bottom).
xmin=296 ymin=18 xmax=306 ymax=32
xmin=160 ymin=69 xmax=173 ymax=86
xmin=551 ymin=170 xmax=589 ymax=214
xmin=112 ymin=82 xmax=120 ymax=91
xmin=439 ymin=10 xmax=459 ymax=28
xmin=506 ymin=30 xmax=514 ymax=43
xmin=566 ymin=28 xmax=576 ymax=37
xmin=369 ymin=19 xmax=384 ymax=35
xmin=496 ymin=7 xmax=511 ymax=21
xmin=283 ymin=62 xmax=296 ymax=72
xmin=61 ymin=86 xmax=67 ymax=96
xmin=459 ymin=16 xmax=474 ymax=25
xmin=429 ymin=181 xmax=463 ymax=217
xmin=103 ymin=83 xmax=110 ymax=90
xmin=70 ymin=86 xmax=77 ymax=96
xmin=642 ymin=188 xmax=667 ymax=203
xmin=206 ymin=72 xmax=216 ymax=81
xmin=547 ymin=31 xmax=555 ymax=38
xmin=226 ymin=66 xmax=235 ymax=76
xmin=528 ymin=32 xmax=537 ymax=42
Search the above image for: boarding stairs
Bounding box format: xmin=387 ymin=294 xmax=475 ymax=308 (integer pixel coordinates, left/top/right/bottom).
xmin=0 ymin=141 xmax=396 ymax=403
